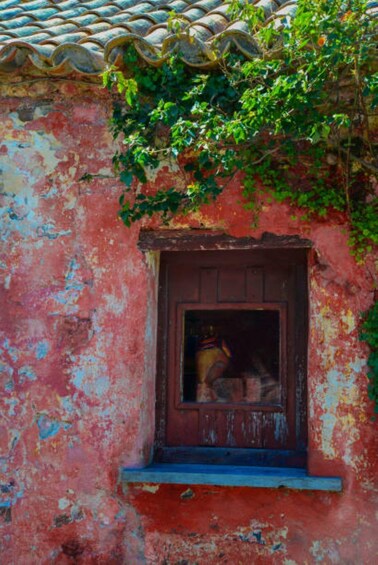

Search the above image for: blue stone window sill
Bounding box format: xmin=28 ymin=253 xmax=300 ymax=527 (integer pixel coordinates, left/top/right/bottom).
xmin=122 ymin=463 xmax=342 ymax=492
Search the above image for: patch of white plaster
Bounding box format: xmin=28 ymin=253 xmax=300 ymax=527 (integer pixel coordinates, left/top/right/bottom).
xmin=310 ymin=539 xmax=341 ymax=564
xmin=0 ymin=135 xmax=58 ymax=240
xmin=141 ymin=484 xmax=160 ymax=493
xmin=104 ymin=293 xmax=127 ymax=316
xmin=315 ymin=362 xmax=364 ymax=464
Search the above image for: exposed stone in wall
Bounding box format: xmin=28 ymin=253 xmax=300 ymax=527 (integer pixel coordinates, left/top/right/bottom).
xmin=0 ymin=78 xmax=377 ymax=563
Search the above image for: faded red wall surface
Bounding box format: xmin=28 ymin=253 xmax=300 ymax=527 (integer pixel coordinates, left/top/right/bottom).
xmin=0 ymin=79 xmax=377 ymax=564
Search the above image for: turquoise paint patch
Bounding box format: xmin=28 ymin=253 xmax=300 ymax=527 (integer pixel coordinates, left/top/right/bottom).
xmin=14 ymin=194 xmax=29 ymax=207
xmin=51 ymin=258 xmax=86 ymax=311
xmin=94 ymin=376 xmax=110 ymax=396
xmin=37 ymin=224 xmax=71 ymax=239
xmin=115 ymin=508 xmax=126 ymax=521
xmin=349 ymin=359 xmax=366 ymax=372
xmin=37 ymin=415 xmax=61 ymax=440
xmin=71 ymin=365 xmax=110 ymax=398
xmin=53 ymin=293 xmax=69 ymax=304
xmin=35 ymin=341 xmax=49 ymax=360
xmin=72 ymin=367 xmax=85 ymax=389
xmin=2 ymin=339 xmax=18 ymax=362
xmin=41 ymin=186 xmax=58 ymax=199
xmin=65 ymin=259 xmax=84 ymax=291
xmin=323 ymin=370 xmax=341 ymax=411
xmin=4 ymin=398 xmax=18 ymax=416
xmin=319 ymin=412 xmax=338 ymax=457
xmin=66 ymin=281 xmax=85 ymax=291
xmin=98 ymin=407 xmax=111 ymax=418
xmin=66 ymin=258 xmax=80 ymax=281
xmin=19 ymin=366 xmax=37 ymax=382
xmin=1 ymin=361 xmax=14 ymax=390
xmin=323 ymin=367 xmax=358 ymax=412
xmin=327 ymin=369 xmax=339 ymax=383
xmin=4 ymin=380 xmax=14 ymax=392
xmin=61 ymin=396 xmax=75 ymax=414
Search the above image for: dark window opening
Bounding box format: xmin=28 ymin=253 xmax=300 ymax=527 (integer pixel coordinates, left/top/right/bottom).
xmin=183 ymin=309 xmax=281 ymax=404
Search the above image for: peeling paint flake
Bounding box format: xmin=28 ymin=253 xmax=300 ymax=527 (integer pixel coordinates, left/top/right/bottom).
xmin=37 ymin=415 xmax=61 ymax=440
xmin=141 ymin=484 xmax=160 ymax=494
xmin=71 ymin=360 xmax=110 ymax=398
xmin=35 ymin=341 xmax=49 ymax=360
xmin=18 ymin=366 xmax=37 ymax=382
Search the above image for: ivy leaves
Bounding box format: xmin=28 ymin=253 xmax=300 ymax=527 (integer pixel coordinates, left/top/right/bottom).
xmin=360 ymin=300 xmax=378 ymax=416
xmin=103 ymin=52 xmax=242 ymax=223
xmin=103 ymin=0 xmax=377 ymax=259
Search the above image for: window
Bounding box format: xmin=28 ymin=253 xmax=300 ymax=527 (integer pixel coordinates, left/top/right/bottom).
xmin=154 ymin=248 xmax=308 ymax=468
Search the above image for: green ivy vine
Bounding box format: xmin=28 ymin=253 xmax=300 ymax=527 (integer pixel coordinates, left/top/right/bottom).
xmin=99 ymin=0 xmax=378 ymax=413
xmin=360 ymin=300 xmax=378 ymax=415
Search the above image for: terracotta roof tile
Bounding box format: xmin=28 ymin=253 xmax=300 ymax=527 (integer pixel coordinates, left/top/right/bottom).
xmin=56 ymin=0 xmax=80 ymax=8
xmin=39 ymin=21 xmax=80 ymax=34
xmin=83 ymin=0 xmax=117 ymax=8
xmin=194 ymin=0 xmax=224 ymax=11
xmin=192 ymin=13 xmax=229 ymax=34
xmin=0 ymin=0 xmax=376 ymax=76
xmin=168 ymin=0 xmax=192 ymax=10
xmin=52 ymin=7 xmax=88 ymax=19
xmin=133 ymin=10 xmax=171 ymax=25
xmin=182 ymin=7 xmax=208 ymax=21
xmin=19 ymin=1 xmax=49 ymax=8
xmin=67 ymin=13 xmax=100 ymax=26
xmin=86 ymin=6 xmax=122 ymax=18
xmin=5 ymin=25 xmax=51 ymax=38
xmin=46 ymin=30 xmax=91 ymax=44
xmin=255 ymin=0 xmax=280 ymax=16
xmin=0 ymin=15 xmax=36 ymax=29
xmin=1 ymin=7 xmax=24 ymax=19
xmin=81 ymin=21 xmax=113 ymax=34
xmin=142 ymin=26 xmax=170 ymax=44
xmin=0 ymin=1 xmax=19 ymax=8
xmin=25 ymin=7 xmax=61 ymax=20
xmin=113 ymin=0 xmax=139 ymax=7
xmin=76 ymin=40 xmax=104 ymax=53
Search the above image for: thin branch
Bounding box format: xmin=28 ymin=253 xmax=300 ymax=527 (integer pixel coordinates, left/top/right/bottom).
xmin=249 ymin=146 xmax=282 ymax=165
xmin=339 ymin=147 xmax=378 ymax=175
xmin=79 ymin=173 xmax=116 ymax=182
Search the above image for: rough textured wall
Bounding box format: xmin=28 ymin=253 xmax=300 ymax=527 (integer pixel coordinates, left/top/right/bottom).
xmin=0 ymin=78 xmax=377 ymax=564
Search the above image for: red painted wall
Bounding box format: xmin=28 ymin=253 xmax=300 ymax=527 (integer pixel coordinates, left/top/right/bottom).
xmin=0 ymin=79 xmax=377 ymax=563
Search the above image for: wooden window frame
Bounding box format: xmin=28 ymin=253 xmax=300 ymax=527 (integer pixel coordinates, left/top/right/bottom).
xmin=141 ymin=231 xmax=310 ymax=469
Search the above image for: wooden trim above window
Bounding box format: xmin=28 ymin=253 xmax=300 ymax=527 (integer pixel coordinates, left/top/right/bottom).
xmin=138 ymin=230 xmax=313 ymax=252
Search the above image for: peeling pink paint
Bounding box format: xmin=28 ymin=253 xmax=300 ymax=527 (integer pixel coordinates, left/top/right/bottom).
xmin=0 ymin=79 xmax=377 ymax=564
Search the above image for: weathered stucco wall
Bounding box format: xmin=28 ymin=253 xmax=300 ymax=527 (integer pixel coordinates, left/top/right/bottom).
xmin=0 ymin=79 xmax=377 ymax=564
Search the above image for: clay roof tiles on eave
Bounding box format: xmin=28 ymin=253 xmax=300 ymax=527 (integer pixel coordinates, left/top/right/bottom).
xmin=0 ymin=0 xmax=377 ymax=76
